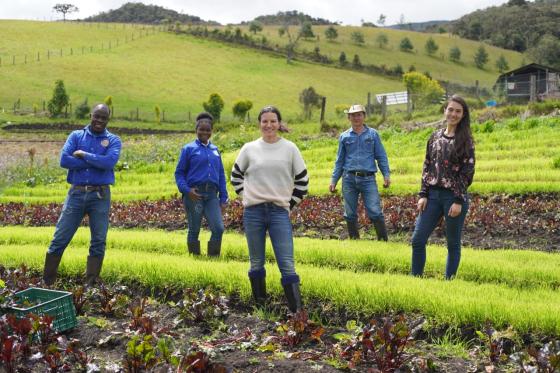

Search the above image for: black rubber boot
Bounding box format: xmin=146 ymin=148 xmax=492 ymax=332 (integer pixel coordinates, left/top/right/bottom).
xmin=187 ymin=241 xmax=201 ymax=255
xmin=85 ymin=255 xmax=104 ymax=287
xmin=249 ymin=277 xmax=267 ymax=307
xmin=207 ymin=240 xmax=221 ymax=257
xmin=373 ymin=219 xmax=388 ymax=241
xmin=346 ymin=220 xmax=360 ymax=239
xmin=43 ymin=253 xmax=63 ymax=286
xmin=282 ymin=282 xmax=303 ymax=313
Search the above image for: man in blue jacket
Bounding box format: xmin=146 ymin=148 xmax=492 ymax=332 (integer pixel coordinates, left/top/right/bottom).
xmin=329 ymin=104 xmax=391 ymax=241
xmin=43 ymin=104 xmax=122 ymax=286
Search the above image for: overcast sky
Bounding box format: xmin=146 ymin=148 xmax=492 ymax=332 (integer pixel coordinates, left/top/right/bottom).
xmin=1 ymin=0 xmax=509 ymax=25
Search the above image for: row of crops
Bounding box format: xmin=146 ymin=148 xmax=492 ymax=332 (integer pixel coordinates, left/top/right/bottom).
xmin=1 ymin=116 xmax=559 ymax=203
xmin=1 ymin=226 xmax=559 ymax=335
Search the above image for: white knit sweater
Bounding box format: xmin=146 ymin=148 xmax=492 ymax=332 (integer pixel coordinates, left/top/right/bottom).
xmin=231 ymin=138 xmax=309 ymax=210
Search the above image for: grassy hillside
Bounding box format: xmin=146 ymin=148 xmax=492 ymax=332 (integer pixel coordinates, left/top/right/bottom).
xmin=0 ymin=20 xmax=404 ymax=122
xmin=237 ymin=25 xmax=525 ymax=88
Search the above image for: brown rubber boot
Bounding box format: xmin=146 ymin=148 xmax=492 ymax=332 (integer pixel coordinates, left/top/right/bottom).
xmin=373 ymin=219 xmax=388 ymax=241
xmin=85 ymin=255 xmax=104 ymax=287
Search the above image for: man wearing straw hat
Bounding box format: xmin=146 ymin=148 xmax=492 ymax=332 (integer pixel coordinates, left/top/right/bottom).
xmin=329 ymin=104 xmax=391 ymax=241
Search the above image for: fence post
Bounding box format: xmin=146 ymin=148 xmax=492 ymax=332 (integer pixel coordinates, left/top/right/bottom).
xmin=162 ymin=110 xmax=165 ymax=122
xmin=406 ymin=88 xmax=413 ymax=115
xmin=43 ymin=101 xmax=46 ymax=111
xmin=529 ymin=75 xmax=537 ymax=102
xmin=12 ymin=56 xmax=15 ymax=65
xmin=319 ymin=96 xmax=326 ymax=123
xmin=136 ymin=107 xmax=139 ymax=121
xmin=37 ymin=52 xmax=40 ymax=62
xmin=475 ymin=80 xmax=479 ymax=100
xmin=381 ymin=96 xmax=387 ymax=122
xmin=70 ymin=48 xmax=73 ymax=55
xmin=24 ymin=55 xmax=27 ymax=64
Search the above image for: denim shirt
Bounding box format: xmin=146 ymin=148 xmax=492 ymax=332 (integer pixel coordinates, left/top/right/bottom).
xmin=175 ymin=139 xmax=228 ymax=204
xmin=60 ymin=125 xmax=122 ymax=186
xmin=331 ymin=125 xmax=390 ymax=184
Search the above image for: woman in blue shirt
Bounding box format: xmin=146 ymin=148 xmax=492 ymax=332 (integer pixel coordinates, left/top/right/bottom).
xmin=175 ymin=112 xmax=228 ymax=256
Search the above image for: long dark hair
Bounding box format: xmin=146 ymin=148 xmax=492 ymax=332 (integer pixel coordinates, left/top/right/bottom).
xmin=258 ymin=105 xmax=290 ymax=133
xmin=446 ymin=95 xmax=473 ymax=162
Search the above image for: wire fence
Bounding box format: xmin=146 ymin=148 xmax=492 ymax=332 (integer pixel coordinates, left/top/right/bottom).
xmin=0 ymin=22 xmax=164 ymax=68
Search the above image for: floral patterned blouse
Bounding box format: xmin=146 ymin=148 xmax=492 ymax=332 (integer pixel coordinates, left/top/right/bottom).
xmin=419 ymin=129 xmax=475 ymax=203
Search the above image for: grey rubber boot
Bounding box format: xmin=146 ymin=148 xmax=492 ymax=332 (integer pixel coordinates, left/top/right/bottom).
xmin=85 ymin=255 xmax=104 ymax=287
xmin=373 ymin=219 xmax=389 ymax=241
xmin=249 ymin=277 xmax=267 ymax=307
xmin=282 ymin=283 xmax=303 ymax=313
xmin=43 ymin=253 xmax=63 ymax=286
xmin=346 ymin=220 xmax=360 ymax=239
xmin=187 ymin=241 xmax=201 ymax=255
xmin=207 ymin=240 xmax=221 ymax=257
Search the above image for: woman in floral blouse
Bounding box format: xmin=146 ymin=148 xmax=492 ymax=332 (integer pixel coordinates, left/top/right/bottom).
xmin=411 ymin=95 xmax=475 ymax=279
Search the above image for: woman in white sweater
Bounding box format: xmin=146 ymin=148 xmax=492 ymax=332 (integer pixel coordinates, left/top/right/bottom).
xmin=231 ymin=106 xmax=309 ymax=313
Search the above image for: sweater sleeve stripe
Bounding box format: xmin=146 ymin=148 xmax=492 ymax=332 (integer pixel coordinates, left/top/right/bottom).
xmin=231 ymin=162 xmax=245 ymax=195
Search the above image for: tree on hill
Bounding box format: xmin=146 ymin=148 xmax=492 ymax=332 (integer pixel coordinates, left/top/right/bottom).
xmin=495 ymin=55 xmax=510 ymax=73
xmin=352 ymin=54 xmax=362 ymax=69
xmin=299 ymin=87 xmax=322 ymax=120
xmin=425 ymin=37 xmax=439 ymax=56
xmin=85 ymin=2 xmax=215 ymax=25
xmin=325 ymin=26 xmax=338 ymax=42
xmin=376 ymin=33 xmax=388 ymax=49
xmin=449 ymin=46 xmax=461 ymax=62
xmin=300 ymin=21 xmax=315 ymax=38
xmin=528 ymin=34 xmax=560 ymax=69
xmin=339 ymin=51 xmax=347 ymax=66
xmin=47 ymin=80 xmax=69 ymax=117
xmin=252 ymin=10 xmax=335 ymax=25
xmin=351 ymin=31 xmax=365 ymax=46
xmin=53 ymin=4 xmax=79 ymax=21
xmin=474 ymin=45 xmax=489 ymax=69
xmin=451 ymin=0 xmax=560 ymax=52
xmin=377 ymin=14 xmax=387 ymax=26
xmin=249 ymin=21 xmax=263 ymax=34
xmin=278 ymin=24 xmax=303 ymax=63
xmin=399 ymin=37 xmax=414 ymax=52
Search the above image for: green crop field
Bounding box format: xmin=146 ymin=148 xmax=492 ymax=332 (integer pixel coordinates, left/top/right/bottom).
xmin=2 ymin=116 xmax=558 ymax=203
xmin=1 ymin=226 xmax=559 ymax=335
xmin=0 ymin=20 xmax=405 ymax=122
xmin=234 ymin=25 xmax=525 ymax=87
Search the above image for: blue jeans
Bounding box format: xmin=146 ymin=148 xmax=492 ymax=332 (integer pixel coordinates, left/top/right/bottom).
xmin=243 ymin=203 xmax=299 ymax=284
xmin=411 ymin=187 xmax=469 ymax=279
xmin=342 ymin=172 xmax=383 ymax=222
xmin=48 ymin=186 xmax=111 ymax=258
xmin=182 ymin=183 xmax=224 ymax=243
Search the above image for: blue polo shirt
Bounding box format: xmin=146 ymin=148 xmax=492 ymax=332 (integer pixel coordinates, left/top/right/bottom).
xmin=175 ymin=139 xmax=228 ymax=204
xmin=60 ymin=125 xmax=122 ymax=186
xmin=331 ymin=125 xmax=390 ymax=184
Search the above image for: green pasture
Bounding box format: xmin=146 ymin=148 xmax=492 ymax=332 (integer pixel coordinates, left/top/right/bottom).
xmin=1 ymin=226 xmax=559 ymax=335
xmin=0 ymin=20 xmax=403 ymax=122
xmin=1 ymin=116 xmax=559 ymax=203
xmin=234 ymin=25 xmax=525 ymax=87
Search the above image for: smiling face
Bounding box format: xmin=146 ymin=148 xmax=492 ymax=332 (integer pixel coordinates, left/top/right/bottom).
xmin=90 ymin=105 xmax=110 ymax=134
xmin=348 ymin=111 xmax=365 ymax=127
xmin=196 ymin=120 xmax=212 ymax=144
xmin=259 ymin=111 xmax=280 ymax=141
xmin=445 ymin=100 xmax=464 ymax=127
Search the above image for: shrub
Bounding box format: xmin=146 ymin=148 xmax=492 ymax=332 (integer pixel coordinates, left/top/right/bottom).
xmin=47 ymin=80 xmax=69 ymax=117
xmin=376 ymin=33 xmax=388 ymax=49
xmin=553 ymin=156 xmax=560 ymax=169
xmin=154 ymin=105 xmax=161 ymax=124
xmin=74 ymin=98 xmax=90 ymax=119
xmin=425 ymin=37 xmax=439 ymax=55
xmin=202 ymin=93 xmax=225 ymax=122
xmin=507 ymin=118 xmax=522 ymax=130
xmin=495 ymin=55 xmax=509 ymax=73
xmin=528 ymin=99 xmax=560 ymax=115
xmin=352 ymin=54 xmax=362 ymax=69
xmin=351 ymin=31 xmax=365 ymax=45
xmin=403 ymin=72 xmax=444 ymax=108
xmin=299 ymin=86 xmax=322 ymax=120
xmin=474 ymin=45 xmax=489 ymax=69
xmin=481 ymin=120 xmax=495 ymax=133
xmin=338 ymin=51 xmax=347 ymax=66
xmin=324 ymin=26 xmax=338 ymax=41
xmin=399 ymin=37 xmax=414 ymax=52
xmin=498 ymin=105 xmax=523 ymax=118
xmin=232 ymin=99 xmax=253 ymax=121
xmin=334 ymin=104 xmax=349 ymax=118
xmin=449 ymin=46 xmax=461 ymax=62
xmin=476 ymin=108 xmax=500 ymax=123
xmin=524 ymin=118 xmax=540 ymax=129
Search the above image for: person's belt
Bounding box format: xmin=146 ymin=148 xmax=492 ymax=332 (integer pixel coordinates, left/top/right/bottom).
xmin=347 ymin=171 xmax=375 ymax=177
xmin=72 ymin=185 xmax=108 ymax=192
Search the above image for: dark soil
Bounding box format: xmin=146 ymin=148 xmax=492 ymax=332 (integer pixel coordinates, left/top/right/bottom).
xmin=2 ymin=193 xmax=558 ymax=251
xmin=2 ymin=122 xmax=192 ymax=135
